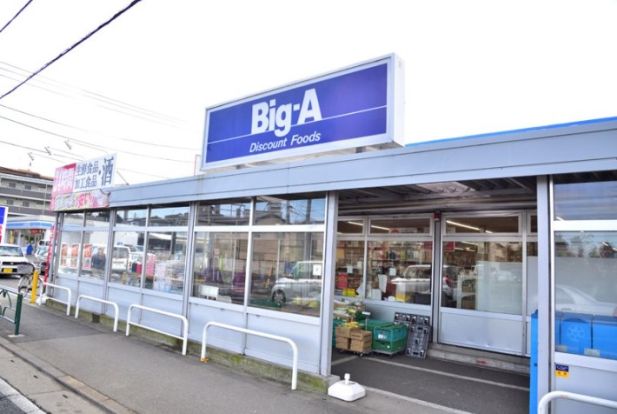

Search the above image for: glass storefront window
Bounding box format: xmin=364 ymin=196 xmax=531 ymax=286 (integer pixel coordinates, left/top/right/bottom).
xmin=192 ymin=232 xmax=248 ymax=304
xmin=80 ymin=231 xmax=109 ymax=279
xmin=369 ymin=218 xmax=431 ymax=234
xmin=445 ymin=216 xmax=519 ymax=234
xmin=254 ymin=195 xmax=325 ymax=225
xmin=63 ymin=212 xmax=84 ymax=227
xmin=335 ymin=240 xmax=365 ymax=297
xmin=526 ymin=242 xmax=538 ymax=316
xmin=442 ymin=241 xmax=522 ymax=314
xmin=250 ymin=232 xmax=323 ymax=316
xmin=196 ymin=200 xmax=251 ymax=226
xmin=149 ymin=206 xmax=190 ymax=227
xmin=337 ymin=220 xmax=364 ymax=234
xmin=366 ymin=240 xmax=433 ymax=304
xmin=115 ymin=208 xmax=147 ymax=226
xmin=111 ymin=231 xmax=145 ymax=287
xmin=529 ymin=215 xmax=537 ymax=234
xmin=58 ymin=231 xmax=81 ymax=277
xmin=145 ymin=231 xmax=187 ymax=294
xmin=554 ymin=176 xmax=617 ymax=220
xmin=554 ymin=232 xmax=617 ymax=358
xmin=85 ymin=211 xmax=110 ymax=227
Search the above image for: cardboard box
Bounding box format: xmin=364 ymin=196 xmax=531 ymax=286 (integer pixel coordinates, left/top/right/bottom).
xmin=336 ymin=337 xmax=350 ymax=350
xmin=336 ymin=326 xmax=360 ymax=339
xmin=350 ymin=329 xmax=372 ymax=341
xmin=349 ymin=338 xmax=372 ymax=353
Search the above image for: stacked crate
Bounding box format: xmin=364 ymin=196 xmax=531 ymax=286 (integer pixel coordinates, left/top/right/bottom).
xmin=372 ymin=324 xmax=408 ymax=355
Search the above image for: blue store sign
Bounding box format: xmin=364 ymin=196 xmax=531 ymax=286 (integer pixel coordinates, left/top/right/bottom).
xmin=201 ymin=55 xmax=403 ymax=170
xmin=0 ymin=205 xmax=7 ymax=243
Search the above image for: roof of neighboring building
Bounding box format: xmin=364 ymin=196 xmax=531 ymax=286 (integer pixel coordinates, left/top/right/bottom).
xmin=0 ymin=166 xmax=53 ymax=182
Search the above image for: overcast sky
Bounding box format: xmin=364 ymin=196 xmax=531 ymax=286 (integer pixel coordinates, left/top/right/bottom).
xmin=0 ymin=0 xmax=616 ymax=185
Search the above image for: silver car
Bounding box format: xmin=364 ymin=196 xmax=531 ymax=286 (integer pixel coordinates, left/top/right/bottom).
xmin=271 ymin=261 xmax=323 ymax=305
xmin=0 ymin=244 xmax=35 ymax=277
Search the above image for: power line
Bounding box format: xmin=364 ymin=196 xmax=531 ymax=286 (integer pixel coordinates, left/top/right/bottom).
xmin=0 ymin=102 xmax=199 ymax=151
xmin=0 ymin=113 xmax=192 ymax=163
xmin=0 ymin=61 xmax=188 ymax=125
xmin=0 ymin=0 xmax=143 ymax=101
xmin=0 ymin=69 xmax=188 ymax=129
xmin=0 ymin=0 xmax=35 ymax=34
xmin=0 ymin=139 xmax=172 ymax=180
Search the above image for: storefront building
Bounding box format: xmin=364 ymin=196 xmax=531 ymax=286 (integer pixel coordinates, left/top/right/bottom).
xmin=46 ymin=57 xmax=617 ymax=413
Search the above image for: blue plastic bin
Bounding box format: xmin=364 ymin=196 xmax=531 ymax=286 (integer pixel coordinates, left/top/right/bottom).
xmin=560 ymin=312 xmax=592 ymax=355
xmin=593 ymin=315 xmax=617 ymax=360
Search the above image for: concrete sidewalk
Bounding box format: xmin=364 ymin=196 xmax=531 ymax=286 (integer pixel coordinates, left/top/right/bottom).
xmin=0 ymin=303 xmax=460 ymax=414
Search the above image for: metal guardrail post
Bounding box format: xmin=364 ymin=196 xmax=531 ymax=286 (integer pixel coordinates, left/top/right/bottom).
xmin=538 ymin=391 xmax=617 ymax=414
xmin=126 ymin=304 xmax=189 ymax=355
xmin=75 ymin=295 xmax=120 ymax=332
xmin=201 ymin=321 xmax=299 ymax=391
xmin=30 ymin=269 xmax=39 ymax=304
xmin=14 ymin=293 xmax=22 ymax=336
xmin=0 ymin=287 xmax=24 ymax=335
xmin=39 ymin=282 xmax=72 ymax=316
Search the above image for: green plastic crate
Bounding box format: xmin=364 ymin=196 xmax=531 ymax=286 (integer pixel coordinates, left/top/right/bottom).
xmin=372 ymin=337 xmax=407 ymax=354
xmin=363 ymin=319 xmax=392 ymax=333
xmin=374 ymin=324 xmax=408 ymax=342
xmin=372 ymin=324 xmax=408 ymax=354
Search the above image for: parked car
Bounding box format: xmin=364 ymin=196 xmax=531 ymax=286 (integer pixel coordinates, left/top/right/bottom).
xmin=271 ymin=261 xmax=323 ymax=305
xmin=0 ymin=244 xmax=35 ymax=277
xmin=391 ymin=264 xmax=431 ymax=293
xmin=556 ymin=285 xmax=617 ymax=316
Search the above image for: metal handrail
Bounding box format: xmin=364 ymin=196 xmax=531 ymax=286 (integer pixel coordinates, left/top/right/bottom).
xmin=40 ymin=282 xmax=72 ymax=316
xmin=201 ymin=321 xmax=299 ymax=391
xmin=538 ymin=390 xmax=617 ymax=414
xmin=75 ymin=295 xmax=120 ymax=332
xmin=126 ymin=304 xmax=188 ymax=355
xmin=0 ymin=287 xmax=23 ymax=335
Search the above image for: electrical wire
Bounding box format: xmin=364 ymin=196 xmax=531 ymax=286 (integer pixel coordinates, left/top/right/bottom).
xmin=0 ymin=0 xmax=35 ymax=34
xmin=0 ymin=113 xmax=192 ymax=163
xmin=0 ymin=0 xmax=143 ymax=101
xmin=0 ymin=102 xmax=199 ymax=151
xmin=0 ymin=61 xmax=189 ymax=126
xmin=0 ymin=140 xmax=172 ymax=180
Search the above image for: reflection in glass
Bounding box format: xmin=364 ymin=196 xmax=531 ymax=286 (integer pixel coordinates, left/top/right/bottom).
xmin=58 ymin=231 xmax=81 ymax=277
xmin=337 ymin=220 xmax=364 ymax=234
xmin=250 ymin=232 xmax=323 ymax=316
xmin=79 ymin=231 xmax=109 ymax=279
xmin=554 ymin=232 xmax=617 ymax=359
xmin=254 ymin=195 xmax=325 ymax=225
xmin=115 ymin=209 xmax=147 ymax=226
xmin=445 ymin=216 xmax=519 ymax=234
xmin=441 ymin=241 xmax=522 ymax=314
xmin=145 ymin=231 xmax=187 ymax=294
xmin=366 ymin=240 xmax=433 ymax=304
xmin=111 ymin=231 xmax=145 ymax=287
xmin=369 ymin=218 xmax=430 ymax=234
xmin=85 ymin=211 xmax=110 ymax=227
xmin=196 ymin=200 xmax=251 ymax=226
xmin=149 ymin=206 xmax=190 ymax=227
xmin=335 ymin=240 xmax=365 ymax=297
xmin=554 ymin=177 xmax=617 ymax=220
xmin=63 ymin=213 xmax=84 ymax=227
xmin=192 ymin=232 xmax=248 ymax=304
xmin=555 ymin=232 xmax=617 ymax=314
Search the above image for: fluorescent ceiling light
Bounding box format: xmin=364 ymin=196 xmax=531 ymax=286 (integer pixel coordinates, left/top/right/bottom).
xmin=446 ymin=220 xmax=481 ymax=232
